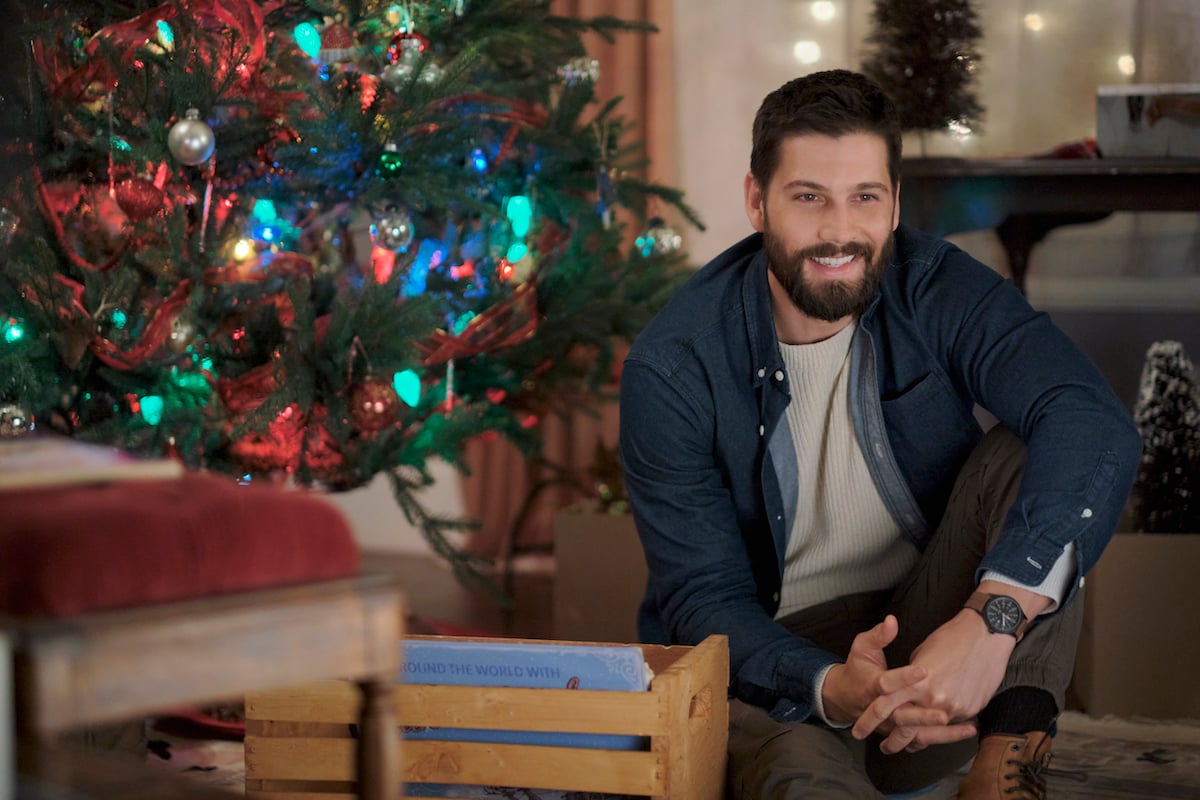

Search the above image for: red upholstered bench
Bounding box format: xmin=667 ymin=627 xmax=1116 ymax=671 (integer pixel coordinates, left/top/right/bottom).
xmin=0 ymin=468 xmax=405 ymax=800
xmin=0 ymin=472 xmax=361 ymax=618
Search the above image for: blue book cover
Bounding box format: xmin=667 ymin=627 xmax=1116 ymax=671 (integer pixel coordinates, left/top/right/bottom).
xmin=399 ymin=639 xmax=651 ymax=799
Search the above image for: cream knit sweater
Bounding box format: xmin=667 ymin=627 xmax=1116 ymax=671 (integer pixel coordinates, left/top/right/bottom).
xmin=776 ymin=322 xmax=920 ymax=619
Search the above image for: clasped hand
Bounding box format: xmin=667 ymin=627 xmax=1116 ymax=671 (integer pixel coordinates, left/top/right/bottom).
xmin=821 ymin=612 xmax=1014 ymax=754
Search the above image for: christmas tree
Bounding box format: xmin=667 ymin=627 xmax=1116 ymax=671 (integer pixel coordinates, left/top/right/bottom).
xmin=0 ymin=0 xmax=699 ymax=581
xmin=861 ymin=0 xmax=984 ymax=146
xmin=1129 ymin=341 xmax=1200 ymax=533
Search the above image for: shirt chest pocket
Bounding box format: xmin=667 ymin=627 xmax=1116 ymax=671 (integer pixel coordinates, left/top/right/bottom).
xmin=880 ymin=371 xmax=980 ymax=481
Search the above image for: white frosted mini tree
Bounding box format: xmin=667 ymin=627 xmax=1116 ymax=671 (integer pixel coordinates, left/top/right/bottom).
xmin=1129 ymin=340 xmax=1200 ymax=533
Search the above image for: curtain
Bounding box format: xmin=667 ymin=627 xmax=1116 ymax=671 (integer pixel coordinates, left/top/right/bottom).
xmin=459 ymin=0 xmax=678 ymax=562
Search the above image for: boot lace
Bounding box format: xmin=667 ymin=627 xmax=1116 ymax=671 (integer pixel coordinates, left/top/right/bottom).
xmin=1002 ymin=748 xmax=1050 ymax=799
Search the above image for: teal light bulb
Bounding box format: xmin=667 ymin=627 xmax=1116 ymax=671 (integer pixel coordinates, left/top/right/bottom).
xmin=294 ymin=22 xmax=322 ymax=60
xmin=393 ymin=369 xmax=422 ymax=408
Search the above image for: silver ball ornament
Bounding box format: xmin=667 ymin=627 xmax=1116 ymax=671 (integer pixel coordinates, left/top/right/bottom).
xmin=380 ymin=56 xmax=442 ymax=90
xmin=636 ymin=217 xmax=683 ymax=257
xmin=557 ymin=56 xmax=600 ymax=86
xmin=167 ymin=108 xmax=216 ymax=166
xmin=380 ymin=62 xmax=412 ymax=90
xmin=370 ymin=208 xmax=415 ymax=252
xmin=0 ymin=403 xmax=35 ymax=438
xmin=418 ymin=61 xmax=444 ymax=85
xmin=0 ymin=205 xmax=18 ymax=249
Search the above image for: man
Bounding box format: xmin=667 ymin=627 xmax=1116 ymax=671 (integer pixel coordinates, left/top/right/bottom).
xmin=619 ymin=69 xmax=1141 ymax=799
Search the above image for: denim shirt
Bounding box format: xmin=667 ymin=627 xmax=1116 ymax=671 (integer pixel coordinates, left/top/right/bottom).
xmin=618 ymin=225 xmax=1141 ymax=722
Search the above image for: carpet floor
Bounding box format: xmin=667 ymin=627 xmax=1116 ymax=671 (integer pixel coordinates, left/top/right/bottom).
xmin=151 ymin=710 xmax=1200 ymax=798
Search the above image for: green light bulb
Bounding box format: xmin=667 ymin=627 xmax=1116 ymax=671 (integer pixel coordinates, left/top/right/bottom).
xmin=377 ymin=150 xmax=404 ymax=178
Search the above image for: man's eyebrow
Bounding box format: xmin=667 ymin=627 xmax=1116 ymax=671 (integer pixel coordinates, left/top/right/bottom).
xmin=780 ymin=179 xmax=828 ymax=192
xmin=778 ymin=180 xmax=891 ymax=193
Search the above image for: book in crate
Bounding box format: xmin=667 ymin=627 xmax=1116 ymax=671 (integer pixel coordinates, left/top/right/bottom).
xmin=401 ymin=638 xmax=653 ymax=799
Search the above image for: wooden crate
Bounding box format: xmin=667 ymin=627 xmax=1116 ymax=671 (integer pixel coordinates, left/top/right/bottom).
xmin=245 ymin=634 xmax=728 ymax=800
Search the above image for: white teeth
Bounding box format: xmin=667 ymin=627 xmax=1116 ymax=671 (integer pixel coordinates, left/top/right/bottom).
xmin=813 ymin=255 xmax=855 ymax=268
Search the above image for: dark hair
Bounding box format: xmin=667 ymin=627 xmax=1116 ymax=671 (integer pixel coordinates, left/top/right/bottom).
xmin=750 ymin=69 xmax=902 ymax=191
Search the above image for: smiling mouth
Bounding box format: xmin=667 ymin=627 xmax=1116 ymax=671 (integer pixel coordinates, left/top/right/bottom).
xmin=811 ymin=254 xmax=856 ymax=269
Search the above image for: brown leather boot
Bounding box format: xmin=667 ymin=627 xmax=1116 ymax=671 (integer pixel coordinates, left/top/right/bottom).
xmin=956 ymin=731 xmax=1052 ymax=799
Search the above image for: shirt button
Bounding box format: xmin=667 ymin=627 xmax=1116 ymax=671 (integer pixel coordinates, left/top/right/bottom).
xmin=757 ymin=368 xmax=766 ymax=378
xmin=772 ymin=592 xmax=780 ymax=602
xmin=758 ymin=425 xmax=765 ymax=436
xmin=774 ymin=370 xmax=784 ymax=381
xmin=1081 ymin=508 xmax=1093 ymax=518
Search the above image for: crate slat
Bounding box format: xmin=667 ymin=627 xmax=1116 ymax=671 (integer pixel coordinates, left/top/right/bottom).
xmin=398 ymin=684 xmax=668 ymax=735
xmin=247 ymin=681 xmax=357 ymax=723
xmin=403 ymin=739 xmax=666 ymax=795
xmin=247 ymin=736 xmax=665 ymax=796
xmin=247 ymin=792 xmax=355 ymax=800
xmin=249 ymin=683 xmax=669 ymax=736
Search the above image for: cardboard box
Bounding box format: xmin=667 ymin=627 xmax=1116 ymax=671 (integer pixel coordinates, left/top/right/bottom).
xmin=553 ymin=508 xmax=647 ymax=643
xmin=1096 ymin=84 xmax=1200 ymax=158
xmin=1070 ymin=533 xmax=1200 ymax=719
xmin=244 ymin=634 xmax=730 ymax=800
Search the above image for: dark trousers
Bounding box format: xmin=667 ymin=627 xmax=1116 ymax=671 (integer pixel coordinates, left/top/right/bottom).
xmin=727 ymin=427 xmax=1085 ymax=799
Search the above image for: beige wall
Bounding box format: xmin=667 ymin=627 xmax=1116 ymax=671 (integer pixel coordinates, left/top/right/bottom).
xmin=674 ymin=0 xmax=1200 ymax=310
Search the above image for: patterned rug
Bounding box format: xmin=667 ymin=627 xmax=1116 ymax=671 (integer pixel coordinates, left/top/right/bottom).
xmin=1041 ymin=713 xmax=1200 ymax=799
xmin=150 ymin=711 xmax=1200 ymax=798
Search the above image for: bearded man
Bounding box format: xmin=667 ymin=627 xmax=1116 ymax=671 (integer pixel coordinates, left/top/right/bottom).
xmin=619 ymin=69 xmax=1141 ymax=800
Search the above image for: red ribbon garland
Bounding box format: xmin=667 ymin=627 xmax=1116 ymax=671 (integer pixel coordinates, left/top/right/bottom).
xmin=33 ymin=168 xmax=129 ymax=273
xmin=24 ymin=274 xmax=193 ymax=371
xmin=416 ymin=282 xmax=539 ymax=368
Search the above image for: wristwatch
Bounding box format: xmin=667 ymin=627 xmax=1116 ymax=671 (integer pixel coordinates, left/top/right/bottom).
xmin=964 ymin=592 xmax=1030 ymax=643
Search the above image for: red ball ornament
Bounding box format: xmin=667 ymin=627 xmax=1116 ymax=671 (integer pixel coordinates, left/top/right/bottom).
xmin=350 ymin=377 xmax=400 ymax=432
xmin=114 ymin=177 xmax=165 ymax=222
xmin=386 ymin=31 xmax=429 ymax=64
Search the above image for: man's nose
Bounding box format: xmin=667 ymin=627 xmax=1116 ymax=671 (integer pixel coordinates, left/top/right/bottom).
xmin=817 ymin=204 xmax=853 ymax=242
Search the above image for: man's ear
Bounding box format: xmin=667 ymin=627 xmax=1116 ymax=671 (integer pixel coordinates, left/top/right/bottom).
xmin=744 ymin=172 xmax=766 ymax=233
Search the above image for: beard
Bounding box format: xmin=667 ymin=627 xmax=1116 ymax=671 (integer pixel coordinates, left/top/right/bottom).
xmin=763 ymin=223 xmax=893 ymax=323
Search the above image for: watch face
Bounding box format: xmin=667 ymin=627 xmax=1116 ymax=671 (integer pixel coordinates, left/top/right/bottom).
xmin=984 ymin=595 xmax=1023 ymax=635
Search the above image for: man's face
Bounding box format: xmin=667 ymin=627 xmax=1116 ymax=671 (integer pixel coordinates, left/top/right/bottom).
xmin=745 ymin=132 xmax=899 ymax=324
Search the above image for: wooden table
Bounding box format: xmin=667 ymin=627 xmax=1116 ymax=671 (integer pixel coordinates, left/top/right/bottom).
xmin=899 ymin=157 xmax=1200 ymax=291
xmin=7 ymin=574 xmax=405 ymax=800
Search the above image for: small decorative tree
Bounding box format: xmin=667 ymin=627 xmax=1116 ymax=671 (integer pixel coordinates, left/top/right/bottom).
xmin=1129 ymin=340 xmax=1200 ymax=533
xmin=861 ymin=0 xmax=985 ymax=153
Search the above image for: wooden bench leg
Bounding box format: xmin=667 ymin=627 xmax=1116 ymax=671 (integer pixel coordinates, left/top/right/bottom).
xmin=356 ymin=676 xmax=400 ymax=800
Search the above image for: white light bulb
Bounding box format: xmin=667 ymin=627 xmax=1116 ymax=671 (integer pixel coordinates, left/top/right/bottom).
xmin=793 ymin=40 xmax=822 ymax=65
xmin=1117 ymin=54 xmax=1137 ymax=76
xmin=1023 ymin=13 xmax=1044 ymax=32
xmin=947 ymin=120 xmax=973 ymax=139
xmin=811 ymin=1 xmax=836 ymax=23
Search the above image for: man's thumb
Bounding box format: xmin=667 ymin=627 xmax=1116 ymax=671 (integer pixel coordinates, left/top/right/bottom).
xmin=870 ymin=614 xmax=900 ymax=648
